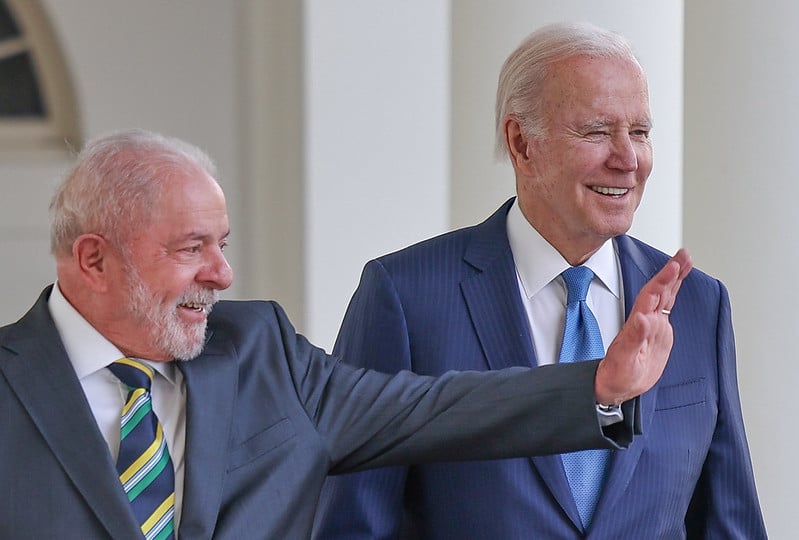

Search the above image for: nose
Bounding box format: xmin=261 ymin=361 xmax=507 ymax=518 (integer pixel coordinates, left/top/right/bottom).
xmin=607 ymin=132 xmax=639 ymax=172
xmin=199 ymin=245 xmax=234 ymax=290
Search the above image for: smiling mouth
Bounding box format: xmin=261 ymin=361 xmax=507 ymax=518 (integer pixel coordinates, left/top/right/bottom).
xmin=591 ymin=186 xmax=629 ymax=196
xmin=178 ymin=290 xmax=220 ymax=315
xmin=180 ymin=302 xmax=208 ymax=313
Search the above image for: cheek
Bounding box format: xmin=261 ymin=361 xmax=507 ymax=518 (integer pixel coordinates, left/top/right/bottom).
xmin=637 ymin=144 xmax=654 ymax=174
xmin=151 ymin=268 xmax=197 ymax=296
xmin=518 ymin=175 xmax=559 ymax=208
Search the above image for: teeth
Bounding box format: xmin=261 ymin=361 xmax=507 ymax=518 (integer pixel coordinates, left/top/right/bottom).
xmin=592 ymin=186 xmax=628 ymax=196
xmin=178 ymin=290 xmax=219 ymax=313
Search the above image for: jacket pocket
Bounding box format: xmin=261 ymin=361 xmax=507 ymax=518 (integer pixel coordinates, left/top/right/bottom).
xmin=654 ymin=378 xmax=706 ymax=411
xmin=227 ymin=417 xmax=297 ymax=471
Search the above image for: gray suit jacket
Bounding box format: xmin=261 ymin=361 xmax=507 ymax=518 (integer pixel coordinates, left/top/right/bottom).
xmin=0 ymin=286 xmax=636 ymax=538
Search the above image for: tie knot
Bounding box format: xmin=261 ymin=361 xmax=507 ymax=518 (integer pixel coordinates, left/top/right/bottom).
xmin=561 ymin=266 xmax=595 ymax=304
xmin=109 ymin=358 xmax=154 ymax=391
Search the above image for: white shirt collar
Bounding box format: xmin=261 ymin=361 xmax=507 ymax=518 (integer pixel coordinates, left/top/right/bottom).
xmin=506 ymin=199 xmax=621 ymax=299
xmin=48 ymin=282 xmax=176 ymax=384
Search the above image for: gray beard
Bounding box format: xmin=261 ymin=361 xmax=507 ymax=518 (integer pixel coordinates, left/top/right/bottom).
xmin=125 ymin=268 xmax=218 ymax=361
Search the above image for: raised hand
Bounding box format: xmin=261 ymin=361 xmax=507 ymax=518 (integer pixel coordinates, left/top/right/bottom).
xmin=594 ymin=249 xmax=693 ymax=405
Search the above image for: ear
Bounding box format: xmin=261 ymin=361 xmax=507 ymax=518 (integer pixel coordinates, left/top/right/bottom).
xmin=504 ymin=116 xmax=536 ymax=176
xmin=72 ymin=234 xmax=113 ymax=292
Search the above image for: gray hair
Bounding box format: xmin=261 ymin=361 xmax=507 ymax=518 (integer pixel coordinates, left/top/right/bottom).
xmin=49 ymin=128 xmax=217 ymax=257
xmin=494 ymin=22 xmax=641 ymax=159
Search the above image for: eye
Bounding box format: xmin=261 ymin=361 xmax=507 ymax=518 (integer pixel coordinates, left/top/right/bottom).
xmin=219 ymin=240 xmax=229 ymax=252
xmin=631 ymin=129 xmax=650 ymax=138
xmin=584 ymin=129 xmax=610 ymax=141
xmin=183 ymin=244 xmax=202 ymax=254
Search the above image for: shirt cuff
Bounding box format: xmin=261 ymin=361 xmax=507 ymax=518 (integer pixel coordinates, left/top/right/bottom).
xmin=596 ymin=403 xmax=624 ymax=426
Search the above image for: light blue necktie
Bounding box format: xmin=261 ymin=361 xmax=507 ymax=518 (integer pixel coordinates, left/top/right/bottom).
xmin=558 ymin=266 xmax=610 ymax=530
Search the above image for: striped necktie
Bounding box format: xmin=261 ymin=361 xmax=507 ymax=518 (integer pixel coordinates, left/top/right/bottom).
xmin=558 ymin=266 xmax=610 ymax=530
xmin=109 ymin=358 xmax=176 ymax=540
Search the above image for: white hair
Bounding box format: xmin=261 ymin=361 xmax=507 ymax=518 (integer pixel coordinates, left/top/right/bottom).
xmin=494 ymin=22 xmax=641 ymax=159
xmin=49 ymin=128 xmax=217 ymax=257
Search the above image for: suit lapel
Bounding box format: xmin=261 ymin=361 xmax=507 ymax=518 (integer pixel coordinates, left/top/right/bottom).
xmin=461 ymin=199 xmax=535 ymax=372
xmin=532 ymin=453 xmax=584 ymax=529
xmin=462 ymin=226 xmax=667 ymax=529
xmin=176 ymin=327 xmax=239 ymax=538
xmin=0 ymin=288 xmax=141 ymax=539
xmin=591 ymin=236 xmax=662 ymax=523
xmin=460 ymin=201 xmax=584 ymax=528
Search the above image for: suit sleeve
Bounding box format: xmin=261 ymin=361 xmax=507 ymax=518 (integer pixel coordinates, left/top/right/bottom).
xmin=311 ymin=261 xmax=630 ymax=539
xmin=685 ymin=281 xmax=767 ymax=538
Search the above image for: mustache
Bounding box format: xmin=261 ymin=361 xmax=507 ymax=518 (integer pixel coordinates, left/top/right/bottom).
xmin=177 ymin=289 xmax=220 ymax=312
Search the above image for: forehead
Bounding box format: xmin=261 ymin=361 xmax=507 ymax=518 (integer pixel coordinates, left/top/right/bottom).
xmin=542 ymin=55 xmax=650 ymax=123
xmin=146 ymin=169 xmax=229 ymax=235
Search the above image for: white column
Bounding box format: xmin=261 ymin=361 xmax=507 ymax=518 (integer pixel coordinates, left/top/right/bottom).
xmin=303 ymin=0 xmax=451 ymax=349
xmin=685 ymin=3 xmax=798 ymax=536
xmin=301 ymin=1 xmax=683 ymax=350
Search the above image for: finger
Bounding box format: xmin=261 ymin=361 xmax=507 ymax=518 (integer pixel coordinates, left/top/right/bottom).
xmin=645 ymin=249 xmax=693 ymax=313
xmin=632 ymin=260 xmax=680 ymax=314
xmin=669 ymin=248 xmax=692 ymax=274
xmin=662 ymin=249 xmax=693 ymax=311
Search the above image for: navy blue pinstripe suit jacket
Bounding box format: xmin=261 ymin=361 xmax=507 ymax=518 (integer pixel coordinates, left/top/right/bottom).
xmin=315 ymin=199 xmax=766 ymax=539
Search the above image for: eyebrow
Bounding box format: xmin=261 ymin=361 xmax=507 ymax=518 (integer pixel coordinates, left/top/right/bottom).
xmin=174 ymin=229 xmax=230 ymax=243
xmin=581 ymin=120 xmax=612 ymax=130
xmin=580 ymin=119 xmax=653 ymax=131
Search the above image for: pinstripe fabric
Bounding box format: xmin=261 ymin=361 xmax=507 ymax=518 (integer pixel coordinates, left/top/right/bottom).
xmin=110 ymin=358 xmax=175 ymax=540
xmin=315 ymin=200 xmax=766 ymax=539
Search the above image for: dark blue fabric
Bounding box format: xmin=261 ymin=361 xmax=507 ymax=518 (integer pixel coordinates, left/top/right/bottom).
xmin=314 ymin=199 xmax=766 ymax=539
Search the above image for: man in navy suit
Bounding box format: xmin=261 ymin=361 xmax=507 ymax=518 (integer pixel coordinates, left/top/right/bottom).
xmin=0 ymin=128 xmax=690 ymax=538
xmin=314 ymin=22 xmax=766 ymax=539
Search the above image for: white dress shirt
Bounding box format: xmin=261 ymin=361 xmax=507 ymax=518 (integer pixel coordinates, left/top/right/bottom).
xmin=48 ymin=283 xmax=187 ymax=533
xmin=507 ymin=201 xmax=625 ymax=421
xmin=506 ymin=201 xmax=625 ymax=366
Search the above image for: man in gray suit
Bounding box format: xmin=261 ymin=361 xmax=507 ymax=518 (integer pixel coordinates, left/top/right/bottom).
xmin=0 ymin=129 xmax=690 ymax=538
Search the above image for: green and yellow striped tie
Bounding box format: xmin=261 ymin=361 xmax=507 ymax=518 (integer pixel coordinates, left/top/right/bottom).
xmin=109 ymin=358 xmax=176 ymax=540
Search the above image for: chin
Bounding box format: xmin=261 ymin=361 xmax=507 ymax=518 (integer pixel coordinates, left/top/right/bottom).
xmin=598 ymin=217 xmax=634 ymax=238
xmin=169 ymin=340 xmax=205 ymax=362
xmin=155 ymin=320 xmax=208 ymax=361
